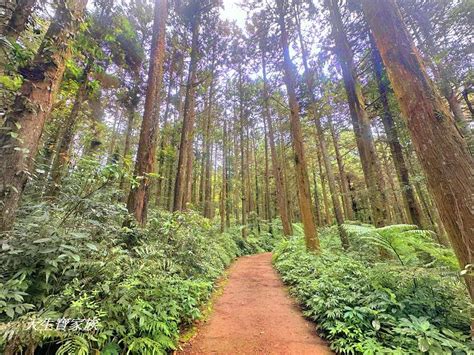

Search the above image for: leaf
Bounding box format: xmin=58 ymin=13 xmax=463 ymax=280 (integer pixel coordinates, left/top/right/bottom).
xmin=33 ymin=238 xmax=52 ymax=243
xmin=86 ymin=243 xmax=98 ymax=251
xmin=5 ymin=307 xmax=14 ymax=318
xmin=418 ymin=337 xmax=430 ymax=352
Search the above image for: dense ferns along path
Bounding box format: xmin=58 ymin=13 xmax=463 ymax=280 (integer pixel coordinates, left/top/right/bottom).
xmin=178 ymin=253 xmax=331 ymax=354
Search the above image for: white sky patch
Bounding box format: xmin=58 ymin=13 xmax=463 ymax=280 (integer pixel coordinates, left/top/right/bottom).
xmin=220 ymin=0 xmax=247 ymax=28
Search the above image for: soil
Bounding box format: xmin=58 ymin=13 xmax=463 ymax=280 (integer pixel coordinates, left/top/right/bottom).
xmin=177 ymin=252 xmax=332 ymax=355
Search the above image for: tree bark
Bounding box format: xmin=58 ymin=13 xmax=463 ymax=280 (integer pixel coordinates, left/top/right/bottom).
xmin=0 ymin=0 xmax=88 ymax=231
xmin=238 ymin=67 xmax=247 ymax=238
xmin=328 ymin=115 xmax=353 ymax=220
xmin=263 ymin=116 xmax=273 ymax=234
xmin=327 ymin=0 xmax=389 ymax=227
xmin=48 ymin=71 xmax=89 ymax=197
xmin=203 ymin=66 xmax=215 ymax=218
xmin=311 ymin=163 xmax=322 ymax=226
xmin=295 ymin=8 xmax=348 ymax=247
xmin=4 ymin=0 xmax=36 ymax=41
xmin=277 ymin=0 xmax=319 ymax=251
xmin=173 ymin=12 xmax=199 ymax=211
xmin=0 ymin=0 xmax=16 ymax=36
xmin=155 ymin=48 xmax=177 ymax=207
xmin=370 ymin=37 xmax=423 ymax=226
xmin=127 ymin=0 xmax=167 ymax=224
xmin=261 ymin=42 xmax=293 ymax=237
xmin=317 ymin=148 xmax=331 ymax=225
xmin=362 ymin=0 xmax=474 ymax=299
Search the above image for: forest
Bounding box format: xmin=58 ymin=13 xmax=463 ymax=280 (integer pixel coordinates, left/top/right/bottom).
xmin=0 ymin=0 xmax=473 ymax=354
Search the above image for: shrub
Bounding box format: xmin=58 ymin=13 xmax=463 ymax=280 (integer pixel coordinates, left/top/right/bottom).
xmin=0 ymin=161 xmax=260 ymax=354
xmin=273 ymin=226 xmax=472 ymax=354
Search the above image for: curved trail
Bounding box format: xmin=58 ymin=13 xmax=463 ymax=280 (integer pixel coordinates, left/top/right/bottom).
xmin=178 ymin=253 xmax=331 ymax=354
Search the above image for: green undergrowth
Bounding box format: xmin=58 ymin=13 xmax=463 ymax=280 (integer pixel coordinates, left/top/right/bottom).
xmin=273 ymin=223 xmax=472 ymax=354
xmin=0 ymin=160 xmax=282 ymax=354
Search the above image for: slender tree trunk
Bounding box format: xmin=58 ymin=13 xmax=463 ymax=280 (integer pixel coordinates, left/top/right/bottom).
xmin=327 ymin=0 xmax=389 ymax=227
xmin=85 ymin=90 xmax=105 ymax=157
xmin=220 ymin=121 xmax=228 ymax=232
xmin=127 ymin=0 xmax=167 ymax=224
xmin=107 ymin=109 xmax=122 ymax=165
xmin=328 ymin=116 xmax=353 ymax=220
xmin=295 ymin=8 xmax=347 ymax=247
xmin=277 ymin=0 xmax=319 ymax=251
xmin=317 ymin=149 xmax=330 ymax=225
xmin=246 ymin=125 xmax=254 ymax=225
xmin=119 ymin=104 xmax=136 ymax=192
xmin=370 ymin=38 xmax=423 ymax=226
xmin=462 ymin=88 xmax=474 ymax=118
xmin=263 ymin=117 xmax=273 ymax=234
xmin=260 ymin=43 xmax=292 ymax=236
xmin=155 ymin=49 xmax=177 ymax=206
xmin=377 ymin=133 xmax=404 ymax=223
xmin=0 ymin=0 xmax=88 ymax=231
xmin=238 ymin=69 xmax=248 ymax=237
xmin=363 ymin=0 xmax=474 ymax=299
xmin=311 ymin=163 xmax=322 ymax=226
xmin=173 ymin=13 xmax=199 ymax=211
xmin=48 ymin=60 xmax=92 ymax=197
xmin=253 ymin=134 xmax=261 ymax=234
xmin=203 ymin=68 xmax=215 ymax=218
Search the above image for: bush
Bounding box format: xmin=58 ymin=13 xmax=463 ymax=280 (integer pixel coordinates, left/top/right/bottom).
xmin=0 ymin=161 xmax=262 ymax=354
xmin=273 ymin=225 xmax=472 ymax=354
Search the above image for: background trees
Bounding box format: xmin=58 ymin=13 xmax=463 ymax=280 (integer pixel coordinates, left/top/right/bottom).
xmin=0 ymin=0 xmax=472 ymax=351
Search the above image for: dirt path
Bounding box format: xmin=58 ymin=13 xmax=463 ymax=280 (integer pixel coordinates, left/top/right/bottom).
xmin=178 ymin=253 xmax=331 ymax=355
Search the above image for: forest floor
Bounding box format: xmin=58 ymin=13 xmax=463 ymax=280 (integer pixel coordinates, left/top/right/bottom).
xmin=177 ymin=253 xmax=332 ymax=354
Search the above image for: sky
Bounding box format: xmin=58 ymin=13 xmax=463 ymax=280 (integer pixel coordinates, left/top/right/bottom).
xmin=220 ymin=0 xmax=247 ymax=28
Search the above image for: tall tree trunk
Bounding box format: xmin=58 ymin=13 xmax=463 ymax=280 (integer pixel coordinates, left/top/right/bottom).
xmin=173 ymin=13 xmax=199 ymax=211
xmin=462 ymin=87 xmax=474 ymax=118
xmin=238 ymin=68 xmax=248 ymax=237
xmin=155 ymin=48 xmax=177 ymax=206
xmin=84 ymin=89 xmax=105 ymax=157
xmin=3 ymin=0 xmax=36 ymax=41
xmin=0 ymin=0 xmax=88 ymax=231
xmin=0 ymin=0 xmax=16 ymax=35
xmin=252 ymin=134 xmax=261 ymax=234
xmin=119 ymin=103 xmax=136 ymax=192
xmin=203 ymin=67 xmax=215 ymax=218
xmin=327 ymin=0 xmax=389 ymax=227
xmin=363 ymin=0 xmax=474 ymax=299
xmin=370 ymin=37 xmax=423 ymax=226
xmin=220 ymin=120 xmax=228 ymax=232
xmin=311 ymin=163 xmax=322 ymax=226
xmin=48 ymin=60 xmax=92 ymax=197
xmin=260 ymin=41 xmax=293 ymax=236
xmin=295 ymin=8 xmax=347 ymax=247
xmin=263 ymin=117 xmax=273 ymax=234
xmin=317 ymin=148 xmax=330 ymax=225
xmin=328 ymin=116 xmax=353 ymax=220
xmin=409 ymin=9 xmax=473 ymax=146
xmin=277 ymin=0 xmax=319 ymax=251
xmin=127 ymin=0 xmax=167 ymax=224
xmin=106 ymin=109 xmax=122 ymax=164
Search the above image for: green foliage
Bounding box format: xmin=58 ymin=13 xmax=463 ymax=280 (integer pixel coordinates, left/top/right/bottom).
xmin=0 ymin=160 xmax=256 ymax=354
xmin=273 ymin=226 xmax=471 ymax=354
xmin=341 ymin=223 xmax=459 ymax=270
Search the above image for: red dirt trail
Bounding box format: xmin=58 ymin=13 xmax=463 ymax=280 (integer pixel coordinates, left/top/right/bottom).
xmin=178 ymin=252 xmax=332 ymax=355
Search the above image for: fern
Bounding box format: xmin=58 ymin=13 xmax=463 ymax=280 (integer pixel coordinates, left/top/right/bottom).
xmin=57 ymin=336 xmax=90 ymax=355
xmin=341 ymin=224 xmax=458 ymax=269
